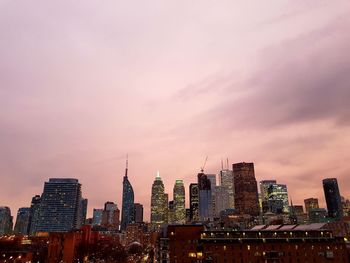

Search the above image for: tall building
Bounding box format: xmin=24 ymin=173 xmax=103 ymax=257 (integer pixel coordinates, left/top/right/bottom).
xmin=173 ymin=180 xmax=186 ymax=223
xmin=168 ymin=200 xmax=175 ymax=224
xmin=304 ymin=198 xmax=319 ymax=214
xmin=259 ymin=180 xmax=277 ymax=203
xmin=213 ymin=186 xmax=229 ymax=217
xmin=92 ymin=209 xmax=103 ymax=225
xmin=323 ymin=178 xmax=343 ymax=219
xmin=220 ymin=169 xmax=234 ymax=208
xmin=267 ymin=183 xmax=289 ymax=213
xmin=78 ymin=198 xmax=88 ymax=226
xmin=14 ymin=207 xmax=31 ymax=235
xmin=121 ymin=158 xmax=135 ymax=231
xmin=134 ymin=203 xmax=144 ymax=223
xmin=198 ymin=172 xmax=212 ymax=221
xmin=36 ymin=178 xmax=83 ymax=232
xmin=189 ymin=183 xmax=199 ymax=221
xmin=150 ymin=172 xmax=168 ymax=225
xmin=102 ymin=202 xmax=120 ymax=230
xmin=0 ymin=207 xmax=13 ymax=235
xmin=28 ymin=195 xmax=41 ymax=235
xmin=233 ymin=162 xmax=259 ymax=216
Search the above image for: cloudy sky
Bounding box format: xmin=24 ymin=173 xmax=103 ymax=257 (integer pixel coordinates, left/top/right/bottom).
xmin=1 ymin=0 xmax=350 ymax=219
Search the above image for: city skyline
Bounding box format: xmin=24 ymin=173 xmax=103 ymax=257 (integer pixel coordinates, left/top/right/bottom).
xmin=1 ymin=1 xmax=350 ymax=221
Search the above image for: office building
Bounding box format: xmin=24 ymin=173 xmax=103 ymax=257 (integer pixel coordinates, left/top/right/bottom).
xmin=213 ymin=186 xmax=229 ymax=217
xmin=267 ymin=183 xmax=289 ymax=213
xmin=35 ymin=178 xmax=84 ymax=232
xmin=121 ymin=159 xmax=135 ymax=231
xmin=173 ymin=180 xmax=186 ymax=223
xmin=134 ymin=203 xmax=144 ymax=223
xmin=304 ymin=198 xmax=319 ymax=214
xmin=28 ymin=195 xmax=41 ymax=235
xmin=198 ymin=172 xmax=212 ymax=221
xmin=14 ymin=207 xmax=31 ymax=235
xmin=189 ymin=183 xmax=199 ymax=221
xmin=0 ymin=206 xmax=13 ymax=235
xmin=150 ymin=172 xmax=168 ymax=225
xmin=92 ymin=209 xmax=103 ymax=225
xmin=323 ymin=178 xmax=343 ymax=219
xmin=233 ymin=162 xmax=259 ymax=216
xmin=220 ymin=169 xmax=234 ymax=208
xmin=259 ymin=180 xmax=277 ymax=202
xmin=102 ymin=202 xmax=120 ymax=230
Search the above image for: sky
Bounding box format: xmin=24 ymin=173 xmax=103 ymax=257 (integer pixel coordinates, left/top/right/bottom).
xmin=1 ymin=0 xmax=350 ymax=220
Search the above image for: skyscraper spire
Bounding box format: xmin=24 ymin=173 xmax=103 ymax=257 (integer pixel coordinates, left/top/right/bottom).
xmin=125 ymin=154 xmax=128 ymax=178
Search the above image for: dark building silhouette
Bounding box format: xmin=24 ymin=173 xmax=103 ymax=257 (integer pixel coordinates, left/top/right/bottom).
xmin=198 ymin=173 xmax=212 ymax=221
xmin=323 ymin=178 xmax=343 ymax=219
xmin=28 ymin=195 xmax=41 ymax=234
xmin=189 ymin=183 xmax=199 ymax=221
xmin=0 ymin=206 xmax=13 ymax=235
xmin=14 ymin=207 xmax=31 ymax=235
xmin=134 ymin=203 xmax=143 ymax=223
xmin=233 ymin=162 xmax=259 ymax=216
xmin=35 ymin=178 xmax=83 ymax=232
xmin=121 ymin=158 xmax=135 ymax=231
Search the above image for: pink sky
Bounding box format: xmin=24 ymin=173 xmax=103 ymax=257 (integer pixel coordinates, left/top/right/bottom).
xmin=1 ymin=0 xmax=350 ymax=220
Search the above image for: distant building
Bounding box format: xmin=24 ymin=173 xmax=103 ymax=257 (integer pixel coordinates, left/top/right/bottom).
xmin=102 ymin=202 xmax=120 ymax=231
xmin=168 ymin=201 xmax=175 ymax=224
xmin=173 ymin=180 xmax=186 ymax=223
xmin=121 ymin=159 xmax=135 ymax=231
xmin=92 ymin=209 xmax=103 ymax=225
xmin=213 ymin=186 xmax=229 ymax=217
xmin=220 ymin=169 xmax=234 ymax=208
xmin=78 ymin=198 xmax=88 ymax=226
xmin=233 ymin=162 xmax=259 ymax=216
xmin=150 ymin=172 xmax=168 ymax=225
xmin=268 ymin=183 xmax=289 ymax=213
xmin=14 ymin=207 xmax=31 ymax=235
xmin=323 ymin=178 xmax=343 ymax=219
xmin=28 ymin=195 xmax=41 ymax=235
xmin=259 ymin=180 xmax=277 ymax=203
xmin=198 ymin=173 xmax=212 ymax=221
xmin=189 ymin=183 xmax=199 ymax=222
xmin=308 ymin=208 xmax=328 ymax=223
xmin=36 ymin=178 xmax=84 ymax=232
xmin=134 ymin=203 xmax=143 ymax=223
xmin=0 ymin=206 xmax=13 ymax=235
xmin=304 ymin=198 xmax=319 ymax=214
xmin=341 ymin=197 xmax=350 ymax=217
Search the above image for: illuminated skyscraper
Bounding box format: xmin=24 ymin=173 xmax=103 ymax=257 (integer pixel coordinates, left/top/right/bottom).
xmin=189 ymin=183 xmax=199 ymax=221
xmin=213 ymin=186 xmax=229 ymax=217
xmin=259 ymin=180 xmax=277 ymax=203
xmin=121 ymin=158 xmax=135 ymax=231
xmin=14 ymin=207 xmax=31 ymax=235
xmin=173 ymin=180 xmax=186 ymax=223
xmin=36 ymin=178 xmax=83 ymax=232
xmin=323 ymin=178 xmax=343 ymax=219
xmin=151 ymin=172 xmax=168 ymax=225
xmin=267 ymin=183 xmax=289 ymax=213
xmin=220 ymin=169 xmax=234 ymax=208
xmin=233 ymin=162 xmax=259 ymax=216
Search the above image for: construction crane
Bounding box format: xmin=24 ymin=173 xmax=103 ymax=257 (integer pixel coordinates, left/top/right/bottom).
xmin=200 ymin=156 xmax=208 ymax=173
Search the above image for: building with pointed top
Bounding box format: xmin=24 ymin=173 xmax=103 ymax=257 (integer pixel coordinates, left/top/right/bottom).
xmin=151 ymin=172 xmax=168 ymax=225
xmin=121 ymin=158 xmax=135 ymax=231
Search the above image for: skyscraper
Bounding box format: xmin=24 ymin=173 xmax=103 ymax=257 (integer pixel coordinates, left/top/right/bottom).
xmin=134 ymin=203 xmax=144 ymax=223
xmin=121 ymin=158 xmax=135 ymax=231
xmin=92 ymin=209 xmax=103 ymax=225
xmin=0 ymin=207 xmax=13 ymax=235
xmin=233 ymin=162 xmax=259 ymax=216
xmin=173 ymin=180 xmax=186 ymax=223
xmin=267 ymin=183 xmax=289 ymax=213
xmin=323 ymin=178 xmax=343 ymax=219
xmin=78 ymin=198 xmax=88 ymax=226
xmin=259 ymin=180 xmax=277 ymax=203
xmin=28 ymin=195 xmax=41 ymax=235
xmin=102 ymin=201 xmax=120 ymax=230
xmin=304 ymin=198 xmax=319 ymax=214
xmin=150 ymin=172 xmax=168 ymax=225
xmin=189 ymin=183 xmax=199 ymax=221
xmin=36 ymin=178 xmax=83 ymax=232
xmin=213 ymin=186 xmax=229 ymax=217
xmin=198 ymin=172 xmax=212 ymax=221
xmin=220 ymin=169 xmax=234 ymax=208
xmin=14 ymin=207 xmax=31 ymax=235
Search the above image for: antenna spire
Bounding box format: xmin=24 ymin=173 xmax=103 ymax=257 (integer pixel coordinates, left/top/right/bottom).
xmin=125 ymin=154 xmax=128 ymax=177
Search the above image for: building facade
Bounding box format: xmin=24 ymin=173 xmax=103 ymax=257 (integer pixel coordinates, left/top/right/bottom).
xmin=134 ymin=203 xmax=144 ymax=223
xmin=173 ymin=180 xmax=186 ymax=223
xmin=0 ymin=206 xmax=13 ymax=235
xmin=14 ymin=207 xmax=31 ymax=235
xmin=220 ymin=169 xmax=234 ymax=208
xmin=36 ymin=178 xmax=83 ymax=232
xmin=323 ymin=178 xmax=343 ymax=219
xmin=304 ymin=198 xmax=319 ymax=214
xmin=233 ymin=162 xmax=259 ymax=216
xmin=150 ymin=172 xmax=168 ymax=225
xmin=189 ymin=183 xmax=199 ymax=222
xmin=198 ymin=173 xmax=212 ymax=221
xmin=121 ymin=161 xmax=135 ymax=231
